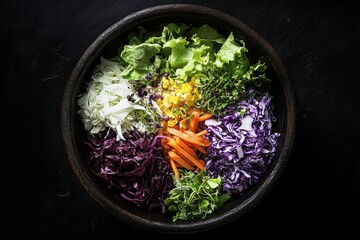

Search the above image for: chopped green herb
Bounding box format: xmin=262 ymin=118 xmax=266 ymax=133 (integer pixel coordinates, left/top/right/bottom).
xmin=165 ymin=170 xmax=231 ymax=222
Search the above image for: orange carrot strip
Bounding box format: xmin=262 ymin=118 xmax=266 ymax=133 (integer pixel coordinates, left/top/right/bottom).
xmin=170 ymin=159 xmax=180 ymax=180
xmin=189 ymin=111 xmax=200 ymax=132
xmin=198 ymin=159 xmax=205 ymax=167
xmin=199 ymin=113 xmax=213 ymax=121
xmin=167 ymin=127 xmax=208 ymax=146
xmin=184 ymin=141 xmax=193 ymax=147
xmin=179 ymin=119 xmax=189 ymax=129
xmin=184 ymin=130 xmax=204 ymax=141
xmin=167 ymin=139 xmax=205 ymax=170
xmin=175 ymin=137 xmax=197 ymax=159
xmin=196 ymin=130 xmax=208 ymax=136
xmin=192 ymin=144 xmax=206 ymax=154
xmin=161 ymin=139 xmax=170 ymax=150
xmin=172 ymin=149 xmax=195 ymax=167
xmin=195 ymin=160 xmax=206 ymax=172
xmin=168 ymin=151 xmax=195 ymax=170
xmin=184 ymin=130 xmax=211 ymax=146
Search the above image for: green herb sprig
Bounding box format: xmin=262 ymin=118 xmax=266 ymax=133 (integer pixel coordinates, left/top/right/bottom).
xmin=165 ymin=170 xmax=231 ymax=222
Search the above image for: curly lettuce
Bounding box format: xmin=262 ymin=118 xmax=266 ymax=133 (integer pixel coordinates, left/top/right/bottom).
xmin=117 ymin=23 xmax=271 ymax=114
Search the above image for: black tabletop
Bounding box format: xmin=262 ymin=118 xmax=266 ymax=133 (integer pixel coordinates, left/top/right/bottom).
xmin=2 ymin=0 xmax=360 ymax=239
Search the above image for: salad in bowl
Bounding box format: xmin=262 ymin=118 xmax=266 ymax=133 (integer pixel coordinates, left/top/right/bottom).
xmin=62 ymin=4 xmax=296 ymax=233
xmin=76 ymin=23 xmax=280 ymax=222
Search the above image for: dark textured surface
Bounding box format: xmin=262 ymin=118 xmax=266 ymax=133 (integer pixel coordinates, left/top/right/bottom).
xmin=2 ymin=0 xmax=360 ymax=239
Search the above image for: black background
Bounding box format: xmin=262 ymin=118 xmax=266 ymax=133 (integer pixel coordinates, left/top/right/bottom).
xmin=2 ymin=0 xmax=360 ymax=239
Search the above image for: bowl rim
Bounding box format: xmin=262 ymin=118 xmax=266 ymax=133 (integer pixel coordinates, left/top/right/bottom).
xmin=61 ymin=3 xmax=297 ymax=233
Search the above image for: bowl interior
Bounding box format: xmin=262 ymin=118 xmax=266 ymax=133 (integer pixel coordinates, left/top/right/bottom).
xmin=62 ymin=5 xmax=295 ymax=233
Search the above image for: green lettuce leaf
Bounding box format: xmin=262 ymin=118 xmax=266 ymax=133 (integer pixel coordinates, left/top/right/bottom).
xmin=145 ymin=23 xmax=190 ymax=44
xmin=242 ymin=59 xmax=271 ymax=85
xmin=120 ymin=42 xmax=161 ymax=79
xmin=117 ymin=24 xmax=271 ymax=115
xmin=215 ymin=33 xmax=249 ymax=77
xmin=191 ymin=24 xmax=225 ymax=49
xmin=163 ymin=38 xmax=193 ymax=69
xmin=128 ymin=26 xmax=148 ymax=45
xmin=175 ymin=45 xmax=213 ymax=81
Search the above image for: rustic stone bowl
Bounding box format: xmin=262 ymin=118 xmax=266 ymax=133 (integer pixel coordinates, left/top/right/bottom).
xmin=61 ymin=4 xmax=296 ymax=233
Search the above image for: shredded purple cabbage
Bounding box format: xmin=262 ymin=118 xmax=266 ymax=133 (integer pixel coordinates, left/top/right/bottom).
xmin=204 ymin=89 xmax=280 ymax=193
xmin=86 ymin=128 xmax=173 ymax=213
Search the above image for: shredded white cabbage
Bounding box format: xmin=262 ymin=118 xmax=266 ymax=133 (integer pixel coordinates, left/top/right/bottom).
xmin=77 ymin=57 xmax=151 ymax=140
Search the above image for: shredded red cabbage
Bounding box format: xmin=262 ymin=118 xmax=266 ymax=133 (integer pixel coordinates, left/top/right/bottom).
xmin=204 ymin=89 xmax=280 ymax=193
xmin=86 ymin=128 xmax=173 ymax=213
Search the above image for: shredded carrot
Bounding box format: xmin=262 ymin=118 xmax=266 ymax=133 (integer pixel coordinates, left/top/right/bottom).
xmin=196 ymin=129 xmax=208 ymax=136
xmin=162 ymin=111 xmax=212 ymax=177
xmin=184 ymin=130 xmax=211 ymax=146
xmin=198 ymin=159 xmax=205 ymax=167
xmin=183 ymin=141 xmax=193 ymax=147
xmin=170 ymin=159 xmax=180 ymax=180
xmin=175 ymin=137 xmax=197 ymax=158
xmin=192 ymin=143 xmax=206 ymax=154
xmin=167 ymin=139 xmax=205 ymax=170
xmin=179 ymin=119 xmax=189 ymax=129
xmin=189 ymin=110 xmax=200 ymax=132
xmin=194 ymin=160 xmax=205 ymax=173
xmin=167 ymin=127 xmax=208 ymax=146
xmin=199 ymin=113 xmax=213 ymax=121
xmin=172 ymin=149 xmax=195 ymax=166
xmin=161 ymin=138 xmax=170 ymax=150
xmin=183 ymin=130 xmax=204 ymax=141
xmin=168 ymin=151 xmax=195 ymax=170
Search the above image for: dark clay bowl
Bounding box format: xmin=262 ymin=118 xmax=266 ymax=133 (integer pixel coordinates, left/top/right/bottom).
xmin=61 ymin=4 xmax=296 ymax=234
